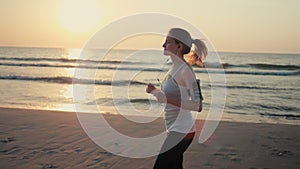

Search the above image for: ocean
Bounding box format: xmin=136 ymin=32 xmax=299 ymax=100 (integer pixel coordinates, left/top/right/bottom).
xmin=0 ymin=47 xmax=299 ymax=124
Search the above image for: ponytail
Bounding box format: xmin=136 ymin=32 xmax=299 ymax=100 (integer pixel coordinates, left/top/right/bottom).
xmin=185 ymin=39 xmax=208 ymax=67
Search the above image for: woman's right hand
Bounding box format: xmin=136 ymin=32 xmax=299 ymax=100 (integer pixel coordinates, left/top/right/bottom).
xmin=146 ymin=83 xmax=156 ymax=93
xmin=146 ymin=83 xmax=166 ymax=103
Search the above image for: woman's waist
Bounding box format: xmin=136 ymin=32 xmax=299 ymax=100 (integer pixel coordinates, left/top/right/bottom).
xmin=164 ymin=104 xmax=190 ymax=114
xmin=167 ymin=131 xmax=195 ymax=141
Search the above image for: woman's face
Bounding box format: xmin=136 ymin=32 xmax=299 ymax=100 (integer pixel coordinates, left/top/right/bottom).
xmin=162 ymin=36 xmax=179 ymax=56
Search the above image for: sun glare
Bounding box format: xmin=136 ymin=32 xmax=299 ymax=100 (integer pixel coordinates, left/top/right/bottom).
xmin=59 ymin=0 xmax=101 ymax=33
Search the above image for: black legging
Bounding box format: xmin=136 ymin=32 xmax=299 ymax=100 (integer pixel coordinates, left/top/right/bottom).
xmin=153 ymin=131 xmax=195 ymax=169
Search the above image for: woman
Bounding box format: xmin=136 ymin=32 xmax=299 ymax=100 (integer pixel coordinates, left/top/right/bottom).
xmin=146 ymin=28 xmax=207 ymax=169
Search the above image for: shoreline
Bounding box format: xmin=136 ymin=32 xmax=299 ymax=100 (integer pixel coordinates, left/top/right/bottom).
xmin=1 ymin=105 xmax=299 ymax=126
xmin=0 ymin=107 xmax=299 ymax=168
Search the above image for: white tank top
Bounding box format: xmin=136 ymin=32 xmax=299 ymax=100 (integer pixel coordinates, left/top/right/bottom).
xmin=162 ymin=64 xmax=195 ymax=133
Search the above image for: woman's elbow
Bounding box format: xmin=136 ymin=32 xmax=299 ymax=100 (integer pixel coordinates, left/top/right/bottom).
xmin=192 ymin=101 xmax=202 ymax=112
xmin=197 ymin=102 xmax=203 ymax=112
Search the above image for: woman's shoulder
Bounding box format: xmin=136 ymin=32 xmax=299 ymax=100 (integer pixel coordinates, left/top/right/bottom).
xmin=174 ymin=64 xmax=195 ymax=87
xmin=180 ymin=63 xmax=195 ymax=78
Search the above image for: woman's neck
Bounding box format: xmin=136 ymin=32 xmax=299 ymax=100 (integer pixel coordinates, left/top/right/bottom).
xmin=170 ymin=54 xmax=186 ymax=67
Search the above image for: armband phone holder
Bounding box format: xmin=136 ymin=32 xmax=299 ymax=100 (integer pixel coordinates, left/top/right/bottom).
xmin=192 ymin=79 xmax=203 ymax=101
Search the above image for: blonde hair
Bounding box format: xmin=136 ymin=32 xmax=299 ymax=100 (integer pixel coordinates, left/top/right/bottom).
xmin=185 ymin=39 xmax=208 ymax=67
xmin=168 ymin=28 xmax=208 ymax=67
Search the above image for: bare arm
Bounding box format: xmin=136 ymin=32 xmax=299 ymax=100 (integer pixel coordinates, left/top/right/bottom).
xmin=146 ymin=64 xmax=203 ymax=112
xmin=146 ymin=83 xmax=202 ymax=112
xmin=164 ymin=93 xmax=202 ymax=112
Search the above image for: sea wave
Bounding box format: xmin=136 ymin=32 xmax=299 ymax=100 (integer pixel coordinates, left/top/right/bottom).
xmin=0 ymin=56 xmax=140 ymax=65
xmin=224 ymin=70 xmax=300 ymax=76
xmin=198 ymin=69 xmax=299 ymax=76
xmin=209 ymin=84 xmax=298 ymax=91
xmin=0 ymin=62 xmax=163 ymax=72
xmin=0 ymin=75 xmax=148 ymax=86
xmin=1 ymin=56 xmax=299 ymax=71
xmin=86 ymin=98 xmax=156 ymax=106
xmin=222 ymin=63 xmax=300 ymax=70
xmin=258 ymin=112 xmax=300 ymax=120
xmin=1 ymin=56 xmax=299 ymax=77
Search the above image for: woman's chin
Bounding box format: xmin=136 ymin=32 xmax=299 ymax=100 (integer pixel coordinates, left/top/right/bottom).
xmin=163 ymin=50 xmax=171 ymax=56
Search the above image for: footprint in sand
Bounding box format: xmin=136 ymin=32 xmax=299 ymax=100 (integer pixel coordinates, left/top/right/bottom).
xmin=213 ymin=144 xmax=242 ymax=163
xmin=86 ymin=158 xmax=104 ymax=167
xmin=74 ymin=147 xmax=82 ymax=153
xmin=0 ymin=145 xmax=22 ymax=155
xmin=42 ymin=164 xmax=58 ymax=169
xmin=21 ymin=150 xmax=39 ymax=159
xmin=98 ymin=151 xmax=114 ymax=157
xmin=0 ymin=137 xmax=15 ymax=143
xmin=42 ymin=147 xmax=59 ymax=156
xmin=271 ymin=149 xmax=293 ymax=157
xmin=261 ymin=144 xmax=293 ymax=157
xmin=100 ymin=162 xmax=111 ymax=168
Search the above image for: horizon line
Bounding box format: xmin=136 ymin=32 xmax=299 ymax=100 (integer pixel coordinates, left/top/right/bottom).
xmin=0 ymin=45 xmax=299 ymax=55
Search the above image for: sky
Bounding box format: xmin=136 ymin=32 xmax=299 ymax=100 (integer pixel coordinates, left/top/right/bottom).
xmin=0 ymin=0 xmax=299 ymax=53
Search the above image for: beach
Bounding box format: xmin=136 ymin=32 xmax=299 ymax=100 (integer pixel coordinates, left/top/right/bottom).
xmin=1 ymin=0 xmax=300 ymax=168
xmin=0 ymin=107 xmax=299 ymax=169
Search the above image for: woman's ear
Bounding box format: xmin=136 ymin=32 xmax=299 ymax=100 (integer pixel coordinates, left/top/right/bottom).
xmin=177 ymin=44 xmax=183 ymax=53
xmin=177 ymin=44 xmax=181 ymax=49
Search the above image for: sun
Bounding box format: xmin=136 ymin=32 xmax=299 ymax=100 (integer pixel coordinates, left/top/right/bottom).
xmin=59 ymin=0 xmax=101 ymax=33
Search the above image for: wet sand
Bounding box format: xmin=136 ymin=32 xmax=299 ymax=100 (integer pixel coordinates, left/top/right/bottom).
xmin=0 ymin=107 xmax=299 ymax=169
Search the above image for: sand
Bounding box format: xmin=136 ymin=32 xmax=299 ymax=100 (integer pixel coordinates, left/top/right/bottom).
xmin=0 ymin=107 xmax=299 ymax=169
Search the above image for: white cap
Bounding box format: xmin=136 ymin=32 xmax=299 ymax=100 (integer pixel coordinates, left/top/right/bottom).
xmin=167 ymin=28 xmax=193 ymax=48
